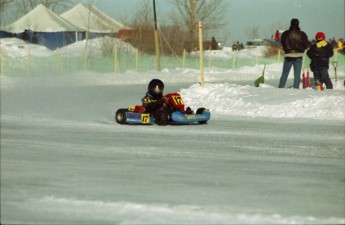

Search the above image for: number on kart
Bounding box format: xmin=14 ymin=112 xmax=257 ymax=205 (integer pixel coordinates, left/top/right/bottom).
xmin=141 ymin=114 xmax=150 ymax=124
xmin=172 ymin=95 xmax=184 ymax=105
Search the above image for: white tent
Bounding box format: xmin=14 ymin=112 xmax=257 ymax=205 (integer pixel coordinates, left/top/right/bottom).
xmin=60 ymin=3 xmax=130 ymax=33
xmin=5 ymin=4 xmax=83 ymax=33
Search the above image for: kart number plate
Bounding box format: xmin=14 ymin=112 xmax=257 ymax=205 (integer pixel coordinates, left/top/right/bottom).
xmin=141 ymin=114 xmax=150 ymax=124
xmin=171 ymin=95 xmax=184 ymax=105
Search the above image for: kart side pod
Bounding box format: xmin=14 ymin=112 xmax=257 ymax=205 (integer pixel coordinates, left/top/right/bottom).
xmin=115 ymin=108 xmax=154 ymax=125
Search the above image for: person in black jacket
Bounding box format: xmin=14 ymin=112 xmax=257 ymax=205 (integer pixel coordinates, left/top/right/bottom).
xmin=32 ymin=32 xmax=38 ymax=44
xmin=307 ymin=32 xmax=334 ymax=89
xmin=278 ymin=18 xmax=310 ymax=88
xmin=22 ymin=29 xmax=30 ymax=42
xmin=142 ymin=79 xmax=168 ymax=113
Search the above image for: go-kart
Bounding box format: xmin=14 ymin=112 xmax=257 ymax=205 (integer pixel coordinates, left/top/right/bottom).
xmin=114 ymin=93 xmax=210 ymax=125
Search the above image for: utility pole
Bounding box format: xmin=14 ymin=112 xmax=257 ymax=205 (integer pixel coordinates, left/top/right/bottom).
xmin=153 ymin=0 xmax=161 ymax=71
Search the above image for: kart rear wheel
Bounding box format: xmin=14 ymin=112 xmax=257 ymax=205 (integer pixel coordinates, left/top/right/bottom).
xmin=154 ymin=108 xmax=170 ymax=126
xmin=115 ymin=108 xmax=127 ymax=124
xmin=196 ymin=107 xmax=207 ymax=124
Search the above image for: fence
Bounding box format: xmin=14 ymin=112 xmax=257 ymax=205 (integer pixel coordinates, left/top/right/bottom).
xmin=0 ymin=46 xmax=343 ymax=76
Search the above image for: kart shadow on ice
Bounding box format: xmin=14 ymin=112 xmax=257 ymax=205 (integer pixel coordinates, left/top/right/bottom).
xmin=115 ymin=93 xmax=210 ymax=126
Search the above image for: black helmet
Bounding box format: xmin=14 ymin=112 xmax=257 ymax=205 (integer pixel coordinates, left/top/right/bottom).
xmin=147 ymin=79 xmax=164 ymax=99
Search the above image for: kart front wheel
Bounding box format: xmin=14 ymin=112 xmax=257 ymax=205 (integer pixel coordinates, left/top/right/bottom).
xmin=196 ymin=107 xmax=207 ymax=124
xmin=115 ymin=108 xmax=127 ymax=124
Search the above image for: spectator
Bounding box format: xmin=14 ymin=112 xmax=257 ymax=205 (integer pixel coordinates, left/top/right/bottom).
xmin=32 ymin=32 xmax=38 ymax=44
xmin=330 ymin=37 xmax=337 ymax=48
xmin=278 ymin=18 xmax=310 ymax=89
xmin=232 ymin=42 xmax=238 ymax=51
xmin=337 ymin=38 xmax=344 ymax=51
xmin=22 ymin=29 xmax=29 ymax=42
xmin=274 ymin=30 xmax=280 ymax=41
xmin=307 ymin=32 xmax=334 ymax=89
xmin=211 ymin=36 xmax=218 ymax=50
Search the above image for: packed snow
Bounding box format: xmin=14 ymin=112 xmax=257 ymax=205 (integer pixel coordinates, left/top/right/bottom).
xmin=1 ymin=37 xmax=344 ymax=121
xmin=1 ymin=37 xmax=344 ymax=224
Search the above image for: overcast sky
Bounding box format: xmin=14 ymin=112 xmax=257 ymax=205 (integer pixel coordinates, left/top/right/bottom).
xmin=3 ymin=0 xmax=345 ymax=46
xmin=81 ymin=0 xmax=344 ymax=45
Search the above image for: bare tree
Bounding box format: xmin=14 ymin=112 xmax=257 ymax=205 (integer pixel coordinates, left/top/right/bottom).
xmin=245 ymin=26 xmax=260 ymax=40
xmin=171 ymin=0 xmax=226 ymax=51
xmin=0 ymin=0 xmax=14 ymax=26
xmin=130 ymin=0 xmax=152 ymax=29
xmin=14 ymin=0 xmax=73 ymax=15
xmin=268 ymin=21 xmax=287 ymax=38
xmin=0 ymin=0 xmax=13 ymax=12
xmin=124 ymin=0 xmax=156 ymax=54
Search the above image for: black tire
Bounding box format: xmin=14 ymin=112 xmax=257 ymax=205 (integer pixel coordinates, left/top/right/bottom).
xmin=196 ymin=107 xmax=207 ymax=124
xmin=115 ymin=108 xmax=127 ymax=124
xmin=154 ymin=108 xmax=170 ymax=126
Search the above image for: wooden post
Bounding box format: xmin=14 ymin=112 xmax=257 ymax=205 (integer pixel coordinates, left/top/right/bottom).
xmin=153 ymin=0 xmax=161 ymax=71
xmin=208 ymin=54 xmax=212 ymax=68
xmin=199 ymin=21 xmax=204 ymax=87
xmin=136 ymin=49 xmax=139 ymax=72
xmin=0 ymin=48 xmax=3 ymax=75
xmin=277 ymin=49 xmax=281 ymax=62
xmin=114 ymin=47 xmax=120 ymax=73
xmin=232 ymin=50 xmax=237 ymax=68
xmin=84 ymin=31 xmax=89 ymax=70
xmin=182 ymin=49 xmax=186 ymax=68
xmin=56 ymin=48 xmax=60 ymax=71
xmin=28 ymin=48 xmax=31 ymax=67
xmin=84 ymin=47 xmax=88 ymax=70
xmin=114 ymin=47 xmax=116 ymax=72
xmin=27 ymin=48 xmax=32 ymax=74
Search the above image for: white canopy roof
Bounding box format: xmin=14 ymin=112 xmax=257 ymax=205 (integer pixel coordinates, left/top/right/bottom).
xmin=60 ymin=3 xmax=130 ymax=33
xmin=5 ymin=4 xmax=82 ymax=33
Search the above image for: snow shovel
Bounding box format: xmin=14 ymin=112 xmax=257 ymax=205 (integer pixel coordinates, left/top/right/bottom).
xmin=254 ymin=64 xmax=266 ymax=87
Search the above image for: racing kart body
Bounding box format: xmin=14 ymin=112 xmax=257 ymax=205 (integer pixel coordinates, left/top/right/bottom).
xmin=115 ymin=93 xmax=210 ymax=125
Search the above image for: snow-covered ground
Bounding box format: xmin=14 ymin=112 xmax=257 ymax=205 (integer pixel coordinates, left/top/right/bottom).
xmin=1 ymin=37 xmax=345 ymax=224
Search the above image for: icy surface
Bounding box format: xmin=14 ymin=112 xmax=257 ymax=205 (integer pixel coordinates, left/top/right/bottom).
xmin=1 ymin=37 xmax=344 ymax=224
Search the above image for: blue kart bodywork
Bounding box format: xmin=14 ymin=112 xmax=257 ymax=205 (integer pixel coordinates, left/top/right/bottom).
xmin=170 ymin=110 xmax=210 ymax=124
xmin=123 ymin=111 xmax=155 ymax=125
xmin=116 ymin=109 xmax=210 ymax=125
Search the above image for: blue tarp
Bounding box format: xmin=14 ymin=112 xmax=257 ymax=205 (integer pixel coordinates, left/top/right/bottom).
xmin=0 ymin=31 xmax=76 ymax=50
xmin=0 ymin=30 xmax=116 ymax=50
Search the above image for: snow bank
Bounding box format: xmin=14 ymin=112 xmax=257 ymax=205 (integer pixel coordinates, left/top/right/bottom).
xmin=1 ymin=36 xmax=344 ymax=121
xmin=180 ymin=83 xmax=345 ymax=121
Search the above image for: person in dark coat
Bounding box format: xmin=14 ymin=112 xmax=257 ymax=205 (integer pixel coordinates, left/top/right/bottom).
xmin=22 ymin=29 xmax=29 ymax=42
xmin=211 ymin=36 xmax=218 ymax=50
xmin=307 ymin=32 xmax=334 ymax=89
xmin=32 ymin=32 xmax=38 ymax=44
xmin=142 ymin=79 xmax=167 ymax=113
xmin=278 ymin=18 xmax=310 ymax=88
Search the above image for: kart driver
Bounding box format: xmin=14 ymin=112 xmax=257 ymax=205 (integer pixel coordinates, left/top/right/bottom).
xmin=142 ymin=79 xmax=168 ymax=113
